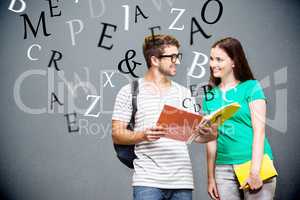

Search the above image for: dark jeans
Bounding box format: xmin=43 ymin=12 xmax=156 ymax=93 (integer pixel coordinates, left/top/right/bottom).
xmin=133 ymin=186 xmax=192 ymax=200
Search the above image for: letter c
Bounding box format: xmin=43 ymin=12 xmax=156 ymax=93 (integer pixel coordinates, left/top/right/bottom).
xmin=182 ymin=98 xmax=192 ymax=108
xmin=27 ymin=44 xmax=42 ymax=61
xmin=14 ymin=69 xmax=47 ymax=114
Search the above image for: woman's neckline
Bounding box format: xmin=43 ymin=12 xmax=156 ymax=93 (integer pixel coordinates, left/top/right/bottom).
xmin=217 ymin=80 xmax=242 ymax=93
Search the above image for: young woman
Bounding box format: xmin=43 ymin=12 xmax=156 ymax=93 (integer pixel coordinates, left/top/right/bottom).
xmin=203 ymin=37 xmax=276 ymax=200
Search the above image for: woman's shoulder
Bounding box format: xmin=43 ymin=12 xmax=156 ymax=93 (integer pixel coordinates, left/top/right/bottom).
xmin=241 ymin=79 xmax=266 ymax=100
xmin=240 ymin=79 xmax=261 ymax=89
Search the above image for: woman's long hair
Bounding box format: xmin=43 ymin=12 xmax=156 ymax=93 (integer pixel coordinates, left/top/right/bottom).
xmin=209 ymin=37 xmax=255 ymax=88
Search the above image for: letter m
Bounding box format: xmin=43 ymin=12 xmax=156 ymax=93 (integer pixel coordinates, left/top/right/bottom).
xmin=20 ymin=11 xmax=51 ymax=39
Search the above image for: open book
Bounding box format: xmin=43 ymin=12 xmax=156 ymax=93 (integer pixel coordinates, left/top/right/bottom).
xmin=156 ymin=102 xmax=241 ymax=143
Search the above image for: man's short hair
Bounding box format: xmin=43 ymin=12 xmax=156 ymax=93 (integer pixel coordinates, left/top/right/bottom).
xmin=143 ymin=34 xmax=180 ymax=68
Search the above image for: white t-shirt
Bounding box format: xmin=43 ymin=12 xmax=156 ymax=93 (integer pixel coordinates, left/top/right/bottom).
xmin=112 ymin=78 xmax=195 ymax=189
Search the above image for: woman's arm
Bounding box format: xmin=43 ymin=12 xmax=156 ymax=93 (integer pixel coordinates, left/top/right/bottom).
xmin=207 ymin=140 xmax=217 ymax=180
xmin=250 ymin=99 xmax=266 ymax=175
xmin=241 ymin=99 xmax=266 ymax=190
xmin=206 ymin=140 xmax=219 ymax=199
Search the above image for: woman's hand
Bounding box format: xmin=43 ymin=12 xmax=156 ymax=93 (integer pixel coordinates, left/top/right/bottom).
xmin=208 ymin=178 xmax=220 ymax=200
xmin=240 ymin=172 xmax=263 ymax=190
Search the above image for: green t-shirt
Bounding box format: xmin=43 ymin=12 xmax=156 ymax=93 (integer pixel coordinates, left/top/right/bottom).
xmin=202 ymin=80 xmax=273 ymax=165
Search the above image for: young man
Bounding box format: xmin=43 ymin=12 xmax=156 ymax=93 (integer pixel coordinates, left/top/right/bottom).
xmin=112 ymin=34 xmax=218 ymax=200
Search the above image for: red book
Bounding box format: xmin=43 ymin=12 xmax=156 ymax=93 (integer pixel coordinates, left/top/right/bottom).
xmin=156 ymin=102 xmax=241 ymax=142
xmin=156 ymin=105 xmax=203 ymax=141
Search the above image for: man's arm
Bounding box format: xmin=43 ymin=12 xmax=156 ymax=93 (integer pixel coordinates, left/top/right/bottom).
xmin=112 ymin=120 xmax=145 ymax=144
xmin=193 ymin=119 xmax=218 ymax=143
xmin=112 ymin=120 xmax=167 ymax=144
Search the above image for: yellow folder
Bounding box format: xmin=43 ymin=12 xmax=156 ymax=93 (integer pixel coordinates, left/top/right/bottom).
xmin=233 ymin=154 xmax=278 ymax=189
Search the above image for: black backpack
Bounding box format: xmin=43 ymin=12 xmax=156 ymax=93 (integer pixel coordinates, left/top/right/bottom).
xmin=113 ymin=80 xmax=139 ymax=169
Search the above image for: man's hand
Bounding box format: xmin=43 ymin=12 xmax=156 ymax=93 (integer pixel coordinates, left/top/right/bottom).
xmin=143 ymin=126 xmax=168 ymax=142
xmin=193 ymin=118 xmax=218 ymax=143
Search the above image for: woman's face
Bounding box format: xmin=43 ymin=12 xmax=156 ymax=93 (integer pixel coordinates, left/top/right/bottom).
xmin=210 ymin=46 xmax=235 ymax=79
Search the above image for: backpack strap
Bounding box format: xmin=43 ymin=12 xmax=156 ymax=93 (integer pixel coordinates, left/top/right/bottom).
xmin=113 ymin=80 xmax=139 ymax=169
xmin=127 ymin=80 xmax=139 ymax=131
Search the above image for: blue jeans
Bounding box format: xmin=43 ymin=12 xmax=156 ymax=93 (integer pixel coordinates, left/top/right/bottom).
xmin=133 ymin=186 xmax=192 ymax=200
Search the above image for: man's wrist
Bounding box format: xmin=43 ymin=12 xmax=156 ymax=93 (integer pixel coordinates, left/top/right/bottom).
xmin=135 ymin=131 xmax=146 ymax=143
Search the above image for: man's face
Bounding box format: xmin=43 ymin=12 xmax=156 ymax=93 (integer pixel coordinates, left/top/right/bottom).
xmin=157 ymin=45 xmax=180 ymax=77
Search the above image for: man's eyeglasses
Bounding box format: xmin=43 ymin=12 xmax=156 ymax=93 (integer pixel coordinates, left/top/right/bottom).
xmin=159 ymin=53 xmax=182 ymax=63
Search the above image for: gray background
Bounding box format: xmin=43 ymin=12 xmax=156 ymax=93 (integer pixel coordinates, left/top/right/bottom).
xmin=1 ymin=0 xmax=300 ymax=199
